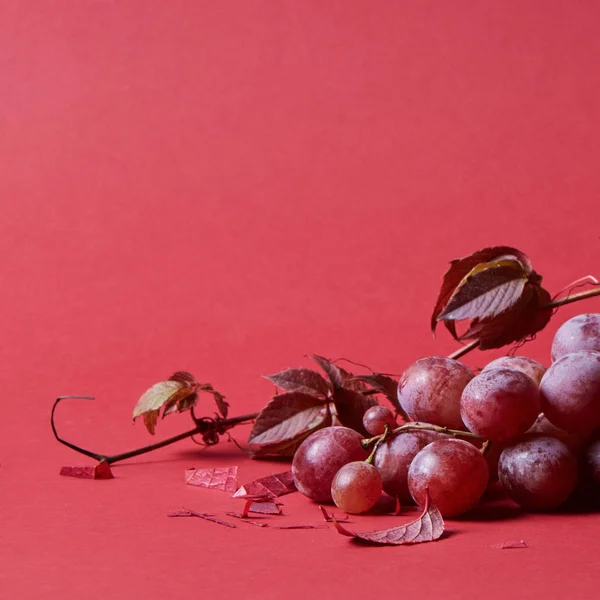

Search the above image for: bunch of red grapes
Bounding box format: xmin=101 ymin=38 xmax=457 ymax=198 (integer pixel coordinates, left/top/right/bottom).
xmin=291 ymin=314 xmax=600 ymax=517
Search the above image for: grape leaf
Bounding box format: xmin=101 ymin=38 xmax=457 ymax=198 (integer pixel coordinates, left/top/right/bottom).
xmin=437 ymin=259 xmax=529 ymax=322
xmin=332 ymin=388 xmax=378 ymax=435
xmin=309 ymin=355 xmax=344 ymax=390
xmin=133 ymin=380 xmax=195 ymax=434
xmin=328 ymin=494 xmax=444 ymax=545
xmin=247 ymin=392 xmax=331 ymax=457
xmin=232 ymin=470 xmax=296 ymax=498
xmin=264 ymin=368 xmax=329 ymax=398
xmin=185 ymin=466 xmax=238 ymax=492
xmin=431 ymin=246 xmax=534 ymax=333
xmin=351 ymin=374 xmax=404 ymax=418
xmin=60 ymin=462 xmax=113 ymax=480
xmin=169 ymin=371 xmax=197 ymax=384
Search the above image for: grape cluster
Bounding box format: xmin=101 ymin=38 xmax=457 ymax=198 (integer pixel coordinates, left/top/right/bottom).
xmin=292 ymin=313 xmax=600 ymax=517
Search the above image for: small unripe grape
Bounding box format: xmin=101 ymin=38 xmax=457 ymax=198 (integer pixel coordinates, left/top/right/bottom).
xmin=408 ymin=438 xmax=489 ymax=517
xmin=482 ymin=356 xmax=546 ymax=386
xmin=551 ymin=314 xmax=600 ymax=362
xmin=291 ymin=426 xmax=368 ymax=502
xmin=331 ymin=461 xmax=383 ymax=514
xmin=540 ymin=351 xmax=600 ymax=433
xmin=362 ymin=405 xmax=396 ymax=436
xmin=460 ymin=368 xmax=540 ymax=441
xmin=397 ymin=356 xmax=474 ymax=429
xmin=499 ymin=435 xmax=577 ymax=510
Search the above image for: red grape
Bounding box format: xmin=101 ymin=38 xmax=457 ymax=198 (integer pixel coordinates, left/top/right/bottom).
xmin=581 ymin=432 xmax=600 ymax=492
xmin=527 ymin=413 xmax=589 ymax=455
xmin=397 ymin=357 xmax=474 ymax=429
xmin=460 ymin=368 xmax=540 ymax=441
xmin=291 ymin=426 xmax=368 ymax=502
xmin=498 ymin=435 xmax=577 ymax=510
xmin=408 ymin=438 xmax=489 ymax=517
xmin=481 ymin=355 xmax=546 ymax=386
xmin=373 ymin=430 xmax=445 ymax=501
xmin=362 ymin=405 xmax=396 ymax=436
xmin=551 ymin=313 xmax=600 ymax=362
xmin=331 ymin=461 xmax=383 ymax=514
xmin=540 ymin=351 xmax=600 ymax=433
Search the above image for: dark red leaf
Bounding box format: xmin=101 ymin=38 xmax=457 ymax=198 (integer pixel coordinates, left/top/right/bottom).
xmin=319 ymin=505 xmax=349 ymax=522
xmin=333 ymin=388 xmax=379 ymax=435
xmin=212 ymin=390 xmax=229 ymax=418
xmin=169 ymin=371 xmax=197 ymax=384
xmin=248 ymin=500 xmax=283 ymax=515
xmin=351 ymin=374 xmax=404 ymax=418
xmin=275 ymin=525 xmax=322 ymax=530
xmin=60 ymin=462 xmax=113 ymax=480
xmin=168 ymin=508 xmax=236 ymax=528
xmin=247 ymin=392 xmax=330 ymax=457
xmin=328 ymin=494 xmax=444 ymax=545
xmin=184 ymin=466 xmax=238 ymax=492
xmin=232 ymin=470 xmax=296 ymax=498
xmin=265 ymin=368 xmax=330 ymax=398
xmin=437 ymin=259 xmax=529 ymax=323
xmin=431 ymin=246 xmax=534 ymax=333
xmin=309 ymin=355 xmax=344 ymax=390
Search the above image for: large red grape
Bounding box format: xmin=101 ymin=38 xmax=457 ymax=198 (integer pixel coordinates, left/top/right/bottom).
xmin=460 ymin=368 xmax=540 ymax=441
xmin=498 ymin=435 xmax=577 ymax=510
xmin=408 ymin=438 xmax=488 ymax=517
xmin=291 ymin=426 xmax=368 ymax=502
xmin=373 ymin=430 xmax=445 ymax=501
xmin=527 ymin=413 xmax=589 ymax=455
xmin=551 ymin=314 xmax=600 ymax=362
xmin=540 ymin=351 xmax=600 ymax=433
xmin=397 ymin=357 xmax=474 ymax=429
xmin=481 ymin=355 xmax=546 ymax=386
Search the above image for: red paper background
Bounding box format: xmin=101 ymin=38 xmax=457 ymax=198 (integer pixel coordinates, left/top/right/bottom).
xmin=1 ymin=1 xmax=599 ymax=598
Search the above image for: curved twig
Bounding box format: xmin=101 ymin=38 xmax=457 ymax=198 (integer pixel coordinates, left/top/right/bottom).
xmin=51 ymin=396 xmax=257 ymax=465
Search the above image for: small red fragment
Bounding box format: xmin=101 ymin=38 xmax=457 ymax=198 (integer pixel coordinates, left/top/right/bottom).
xmin=60 ymin=462 xmax=113 ymax=480
xmin=185 ymin=466 xmax=238 ymax=492
xmin=492 ymin=540 xmax=528 ymax=549
xmin=232 ymin=470 xmax=296 ymax=498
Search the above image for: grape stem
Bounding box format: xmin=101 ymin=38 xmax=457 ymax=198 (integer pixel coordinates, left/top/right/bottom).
xmin=365 ymin=425 xmax=390 ymax=464
xmin=51 ymin=396 xmax=257 ymax=465
xmin=361 ymin=421 xmax=483 ymax=449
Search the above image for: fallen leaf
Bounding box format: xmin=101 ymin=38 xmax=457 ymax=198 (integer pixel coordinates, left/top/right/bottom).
xmin=248 ymin=500 xmax=282 ymax=515
xmin=232 ymin=470 xmax=296 ymax=499
xmin=60 ymin=462 xmax=113 ymax=480
xmin=319 ymin=506 xmax=349 ymax=522
xmin=247 ymin=392 xmax=331 ymax=457
xmin=185 ymin=466 xmax=238 ymax=492
xmin=328 ymin=494 xmax=444 ymax=545
xmin=275 ymin=525 xmax=323 ymax=530
xmin=225 ymin=513 xmax=269 ymax=527
xmin=265 ymin=368 xmax=330 ymax=398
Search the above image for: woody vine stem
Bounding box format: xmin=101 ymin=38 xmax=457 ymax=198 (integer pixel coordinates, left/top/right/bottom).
xmin=51 ymin=285 xmax=600 ymax=465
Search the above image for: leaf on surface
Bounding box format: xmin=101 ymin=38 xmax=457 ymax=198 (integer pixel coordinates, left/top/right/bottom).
xmin=232 ymin=470 xmax=296 ymax=498
xmin=492 ymin=540 xmax=528 ymax=549
xmin=332 ymin=388 xmax=379 ymax=435
xmin=247 ymin=392 xmax=330 ymax=457
xmin=328 ymin=493 xmax=444 ymax=546
xmin=185 ymin=466 xmax=238 ymax=492
xmin=60 ymin=461 xmax=113 ymax=480
xmin=264 ymin=368 xmax=330 ymax=398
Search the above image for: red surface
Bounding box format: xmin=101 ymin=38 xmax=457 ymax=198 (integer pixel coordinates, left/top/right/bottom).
xmin=1 ymin=1 xmax=600 ymax=598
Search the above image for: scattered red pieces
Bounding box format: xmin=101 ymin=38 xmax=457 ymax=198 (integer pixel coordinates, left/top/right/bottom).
xmin=168 ymin=508 xmax=236 ymax=528
xmin=60 ymin=462 xmax=113 ymax=480
xmin=319 ymin=505 xmax=349 ymax=522
xmin=232 ymin=470 xmax=296 ymax=499
xmin=185 ymin=466 xmax=238 ymax=492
